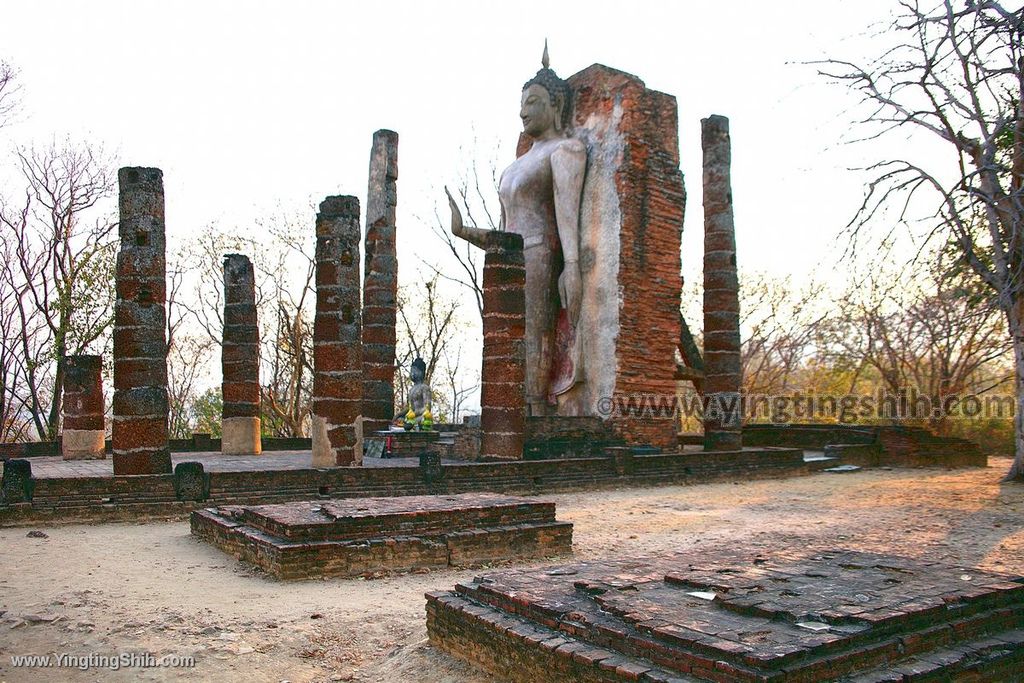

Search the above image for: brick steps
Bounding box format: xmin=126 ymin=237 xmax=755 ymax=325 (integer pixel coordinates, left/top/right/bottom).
xmin=427 ymin=591 xmax=694 ymax=682
xmin=191 ymin=493 xmax=573 ymax=580
xmin=840 ymin=629 xmax=1024 ymax=681
xmin=426 ymin=550 xmax=1024 ymax=682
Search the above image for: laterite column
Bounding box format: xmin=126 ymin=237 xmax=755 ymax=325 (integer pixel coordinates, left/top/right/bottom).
xmin=62 ymin=355 xmax=105 ymax=460
xmin=479 ymin=232 xmax=526 ymax=461
xmin=221 ymin=254 xmax=262 ymax=454
xmin=311 ymin=196 xmax=363 ymax=466
xmin=702 ymin=115 xmax=743 ymax=451
xmin=361 ymin=129 xmax=399 ymax=433
xmin=112 ymin=167 xmax=172 ymax=475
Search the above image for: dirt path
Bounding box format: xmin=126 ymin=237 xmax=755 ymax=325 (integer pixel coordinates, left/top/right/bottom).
xmin=1 ymin=459 xmax=1021 ymax=682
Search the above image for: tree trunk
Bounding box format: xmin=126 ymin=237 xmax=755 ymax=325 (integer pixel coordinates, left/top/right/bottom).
xmin=1004 ymin=295 xmax=1024 ymax=482
xmin=47 ymin=338 xmax=67 ymax=441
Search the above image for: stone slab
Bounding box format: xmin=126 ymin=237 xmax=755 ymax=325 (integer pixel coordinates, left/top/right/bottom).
xmin=426 ymin=548 xmax=1024 ymax=682
xmin=221 ymin=417 xmax=262 ymax=455
xmin=61 ymin=429 xmax=106 ymax=460
xmin=191 ymin=492 xmax=572 ymax=580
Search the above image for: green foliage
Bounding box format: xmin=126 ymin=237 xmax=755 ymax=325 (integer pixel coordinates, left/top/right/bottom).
xmin=191 ymin=387 xmax=223 ymax=438
xmin=947 ymin=417 xmax=1015 ymax=457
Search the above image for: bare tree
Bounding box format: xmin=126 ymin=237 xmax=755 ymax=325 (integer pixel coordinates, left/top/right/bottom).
xmin=740 ymin=273 xmax=829 ymax=399
xmin=817 ymin=1 xmax=1024 ymax=479
xmin=823 ymin=248 xmax=1012 ymax=432
xmin=421 ymin=142 xmax=505 ymax=321
xmin=0 ymin=235 xmax=32 ymax=441
xmin=394 ymin=274 xmax=470 ymax=422
xmin=0 ymin=141 xmax=116 ymax=440
xmin=165 ymin=258 xmax=215 ymax=439
xmin=257 ymin=217 xmax=315 ymax=438
xmin=0 ymin=61 xmax=20 ymax=129
xmin=172 ymin=213 xmax=315 ymax=438
xmin=437 ymin=343 xmax=477 ymax=423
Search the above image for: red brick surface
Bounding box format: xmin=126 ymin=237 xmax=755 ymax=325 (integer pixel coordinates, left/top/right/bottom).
xmin=112 ymin=167 xmax=171 ymax=475
xmin=313 ymin=196 xmax=362 ymax=465
xmin=427 ymin=548 xmax=1024 ymax=682
xmin=532 ymin=65 xmax=684 ymax=449
xmin=479 ymin=234 xmax=527 ymax=461
xmin=361 ymin=130 xmax=400 ymax=432
xmin=62 ymin=355 xmax=104 ymax=431
xmin=191 ymin=492 xmax=572 ymax=579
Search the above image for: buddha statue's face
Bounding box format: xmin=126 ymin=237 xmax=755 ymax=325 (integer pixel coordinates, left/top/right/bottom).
xmin=520 ymin=84 xmax=558 ymax=137
xmin=411 ymin=364 xmax=425 ymax=384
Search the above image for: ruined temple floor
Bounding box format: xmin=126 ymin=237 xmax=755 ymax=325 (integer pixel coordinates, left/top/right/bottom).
xmin=0 ymin=457 xmax=1020 ymax=683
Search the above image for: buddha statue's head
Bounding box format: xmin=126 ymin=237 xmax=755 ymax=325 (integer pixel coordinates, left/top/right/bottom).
xmin=521 ymin=42 xmax=572 ymax=137
xmin=411 ymin=357 xmax=426 ymax=384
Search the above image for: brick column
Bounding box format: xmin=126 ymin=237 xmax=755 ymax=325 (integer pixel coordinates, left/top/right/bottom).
xmin=112 ymin=167 xmax=172 ymax=475
xmin=702 ymin=116 xmax=743 ymax=452
xmin=479 ymin=232 xmax=526 ymax=461
xmin=311 ymin=196 xmax=363 ymax=467
xmin=361 ymin=129 xmax=399 ymax=433
xmin=221 ymin=254 xmax=262 ymax=455
xmin=62 ymin=354 xmax=105 ymax=460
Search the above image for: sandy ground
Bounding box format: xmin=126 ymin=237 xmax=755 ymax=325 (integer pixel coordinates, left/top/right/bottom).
xmin=0 ymin=458 xmax=1022 ymax=683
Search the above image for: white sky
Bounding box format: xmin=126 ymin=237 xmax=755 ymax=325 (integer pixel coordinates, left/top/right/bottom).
xmin=1 ymin=0 xmax=907 ymax=408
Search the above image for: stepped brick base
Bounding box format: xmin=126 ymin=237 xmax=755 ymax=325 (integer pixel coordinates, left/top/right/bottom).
xmin=427 ymin=548 xmax=1024 ymax=682
xmin=191 ymin=493 xmax=571 ymax=580
xmin=382 ymin=430 xmax=441 ymax=458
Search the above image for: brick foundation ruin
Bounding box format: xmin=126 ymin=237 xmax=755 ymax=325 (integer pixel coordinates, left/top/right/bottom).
xmin=112 ymin=167 xmax=171 ymax=476
xmin=361 ymin=129 xmax=399 ymax=434
xmin=427 ymin=548 xmax=1024 ymax=682
xmin=221 ymin=254 xmax=262 ymax=455
xmin=479 ymin=232 xmax=527 ymax=461
xmin=191 ymin=493 xmax=572 ymax=579
xmin=311 ymin=196 xmax=363 ymax=467
xmin=61 ymin=355 xmax=105 ymax=460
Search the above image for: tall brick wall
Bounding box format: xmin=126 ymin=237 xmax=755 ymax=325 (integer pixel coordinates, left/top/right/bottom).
xmin=221 ymin=254 xmax=262 ymax=455
xmin=362 ymin=129 xmax=399 ymax=433
xmin=479 ymin=232 xmax=527 ymax=461
xmin=520 ymin=65 xmax=683 ymax=449
xmin=312 ymin=196 xmax=363 ymax=467
xmin=701 ymin=115 xmax=742 ymax=451
xmin=112 ymin=167 xmax=172 ymax=475
xmin=61 ymin=355 xmax=105 ymax=460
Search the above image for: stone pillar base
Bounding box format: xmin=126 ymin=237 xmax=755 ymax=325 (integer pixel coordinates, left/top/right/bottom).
xmin=221 ymin=417 xmax=262 ymax=455
xmin=61 ymin=429 xmax=106 ymax=460
xmin=311 ymin=415 xmax=362 ymax=467
xmin=311 ymin=414 xmax=333 ymax=467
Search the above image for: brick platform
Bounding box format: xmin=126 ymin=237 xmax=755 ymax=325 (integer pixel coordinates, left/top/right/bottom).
xmin=191 ymin=493 xmax=572 ymax=580
xmin=1 ymin=448 xmax=807 ymax=526
xmin=427 ymin=548 xmax=1024 ymax=682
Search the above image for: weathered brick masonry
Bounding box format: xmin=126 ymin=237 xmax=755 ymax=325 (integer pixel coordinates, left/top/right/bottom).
xmin=702 ymin=115 xmax=742 ymax=452
xmin=517 ymin=65 xmax=684 ymax=449
xmin=427 ymin=548 xmax=1024 ymax=682
xmin=479 ymin=232 xmax=527 ymax=461
xmin=191 ymin=493 xmax=572 ymax=579
xmin=61 ymin=355 xmax=105 ymax=460
xmin=362 ymin=130 xmax=399 ymax=434
xmin=2 ymin=448 xmax=807 ymax=524
xmin=312 ymin=196 xmax=363 ymax=467
xmin=221 ymin=254 xmax=262 ymax=454
xmin=112 ymin=167 xmax=171 ymax=475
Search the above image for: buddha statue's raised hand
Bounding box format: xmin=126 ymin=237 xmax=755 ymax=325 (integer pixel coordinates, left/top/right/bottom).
xmin=445 ymin=186 xmax=490 ymax=249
